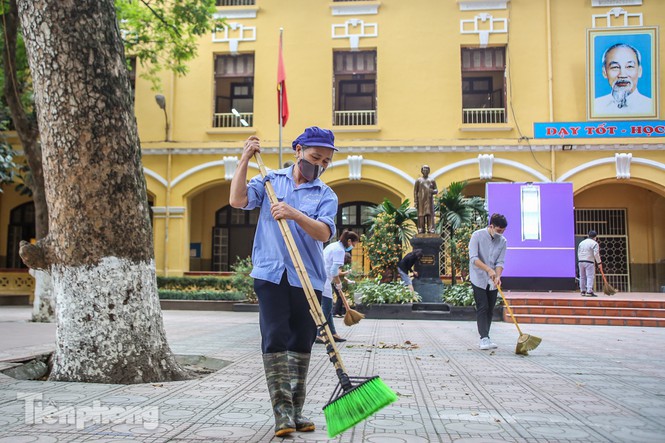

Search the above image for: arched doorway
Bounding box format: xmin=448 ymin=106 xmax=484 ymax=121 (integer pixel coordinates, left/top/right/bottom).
xmin=6 ymin=202 xmax=35 ymax=269
xmin=212 ymin=205 xmax=259 ymax=271
xmin=575 ymin=181 xmax=665 ymax=292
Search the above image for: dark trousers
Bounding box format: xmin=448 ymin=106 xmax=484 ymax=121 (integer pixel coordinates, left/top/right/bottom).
xmin=333 ymin=293 xmax=345 ymax=316
xmin=321 ymin=296 xmax=337 ymax=335
xmin=472 ymin=283 xmax=498 ymax=339
xmin=255 ymin=273 xmax=321 ymax=354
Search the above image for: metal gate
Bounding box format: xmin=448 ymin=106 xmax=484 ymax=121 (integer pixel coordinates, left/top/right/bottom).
xmin=575 ymin=209 xmax=630 ymax=292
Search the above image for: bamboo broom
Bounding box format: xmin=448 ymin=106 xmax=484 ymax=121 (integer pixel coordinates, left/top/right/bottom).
xmin=255 ymin=153 xmax=397 ymax=437
xmin=599 ymin=266 xmax=617 ymax=296
xmin=497 ymin=285 xmax=542 ymax=355
xmin=333 ymin=285 xmax=365 ymax=326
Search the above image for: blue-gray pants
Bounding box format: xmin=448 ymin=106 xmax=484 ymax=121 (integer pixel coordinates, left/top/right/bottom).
xmin=321 ymin=295 xmax=337 ymax=335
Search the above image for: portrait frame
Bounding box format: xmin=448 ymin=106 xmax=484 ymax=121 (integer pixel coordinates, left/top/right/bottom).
xmin=587 ymin=26 xmax=659 ymax=120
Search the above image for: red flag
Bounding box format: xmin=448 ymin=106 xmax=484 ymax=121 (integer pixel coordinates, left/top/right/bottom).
xmin=277 ymin=32 xmax=289 ymax=126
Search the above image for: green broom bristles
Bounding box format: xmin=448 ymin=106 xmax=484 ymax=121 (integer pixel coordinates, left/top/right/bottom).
xmin=323 ymin=376 xmax=398 ymax=438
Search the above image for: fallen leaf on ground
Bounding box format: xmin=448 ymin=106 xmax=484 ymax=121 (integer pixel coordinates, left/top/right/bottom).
xmin=346 ymin=342 xmax=420 ymax=351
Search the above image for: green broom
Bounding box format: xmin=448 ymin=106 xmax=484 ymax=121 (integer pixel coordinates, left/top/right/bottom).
xmin=255 ymin=153 xmax=397 ymax=438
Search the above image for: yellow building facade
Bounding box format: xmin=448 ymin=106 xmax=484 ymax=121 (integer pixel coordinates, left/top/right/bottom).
xmin=1 ymin=0 xmax=664 ymax=292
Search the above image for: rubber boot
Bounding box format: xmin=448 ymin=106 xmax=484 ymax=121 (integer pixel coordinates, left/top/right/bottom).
xmin=288 ymin=351 xmax=315 ymax=432
xmin=262 ymin=352 xmax=296 ymax=437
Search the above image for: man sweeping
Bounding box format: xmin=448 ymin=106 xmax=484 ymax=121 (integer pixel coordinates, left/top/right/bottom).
xmin=578 ymin=230 xmax=603 ymax=297
xmin=229 ymin=127 xmax=338 ymax=437
xmin=469 ymin=213 xmax=508 ymax=350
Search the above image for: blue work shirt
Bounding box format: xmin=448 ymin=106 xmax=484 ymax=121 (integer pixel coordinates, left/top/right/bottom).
xmin=244 ymin=166 xmax=338 ymax=291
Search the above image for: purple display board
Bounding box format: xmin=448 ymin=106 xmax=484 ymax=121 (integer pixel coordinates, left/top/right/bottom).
xmin=486 ymin=183 xmax=575 ymax=280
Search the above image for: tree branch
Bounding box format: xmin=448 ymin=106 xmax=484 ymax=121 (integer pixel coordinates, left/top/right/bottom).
xmin=139 ymin=0 xmax=181 ymax=38
xmin=2 ymin=0 xmax=38 ymax=143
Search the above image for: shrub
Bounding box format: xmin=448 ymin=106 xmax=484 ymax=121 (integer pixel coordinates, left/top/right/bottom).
xmin=451 ymin=222 xmax=486 ymax=282
xmin=452 ymin=225 xmax=474 ymax=281
xmin=442 ymin=282 xmax=475 ymax=306
xmin=356 ymin=278 xmax=421 ymax=305
xmin=230 ymin=256 xmax=256 ymax=303
xmin=361 ymin=212 xmax=402 ymax=281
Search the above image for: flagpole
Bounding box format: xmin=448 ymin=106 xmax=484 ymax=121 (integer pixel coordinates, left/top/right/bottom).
xmin=278 ymin=28 xmax=284 ymax=168
xmin=279 ymin=94 xmax=283 ymax=167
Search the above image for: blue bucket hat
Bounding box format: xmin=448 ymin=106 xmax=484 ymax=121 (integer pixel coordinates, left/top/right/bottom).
xmin=291 ymin=126 xmax=336 ymax=151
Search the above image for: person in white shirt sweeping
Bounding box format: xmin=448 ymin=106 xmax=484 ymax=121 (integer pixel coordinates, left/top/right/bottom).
xmin=578 ymin=230 xmax=603 ymax=297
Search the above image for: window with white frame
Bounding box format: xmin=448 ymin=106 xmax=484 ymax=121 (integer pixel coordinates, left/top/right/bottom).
xmin=333 ymin=50 xmax=377 ymax=126
xmin=213 ymin=54 xmax=254 ymax=127
xmin=461 ymin=47 xmax=506 ymax=124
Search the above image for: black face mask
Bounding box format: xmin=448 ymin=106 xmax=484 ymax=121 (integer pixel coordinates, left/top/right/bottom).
xmin=298 ymin=157 xmax=325 ymax=182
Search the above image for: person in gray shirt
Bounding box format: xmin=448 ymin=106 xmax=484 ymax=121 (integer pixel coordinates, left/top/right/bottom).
xmin=468 ymin=213 xmax=508 ymax=350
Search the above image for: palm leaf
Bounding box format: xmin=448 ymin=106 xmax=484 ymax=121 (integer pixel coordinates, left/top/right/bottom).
xmin=365 ymin=198 xmax=417 ymax=247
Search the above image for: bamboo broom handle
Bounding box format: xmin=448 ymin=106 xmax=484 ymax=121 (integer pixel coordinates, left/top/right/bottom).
xmin=497 ymin=285 xmax=524 ymax=336
xmin=335 ymin=285 xmax=352 ymax=312
xmin=254 ymin=152 xmax=346 ymax=373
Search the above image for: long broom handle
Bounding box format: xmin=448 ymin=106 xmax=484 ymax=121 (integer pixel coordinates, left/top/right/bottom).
xmin=254 ymin=152 xmax=347 ymax=374
xmin=598 ymin=264 xmax=610 ymax=284
xmin=334 ymin=285 xmax=352 ymax=312
xmin=497 ymin=285 xmax=524 ymax=336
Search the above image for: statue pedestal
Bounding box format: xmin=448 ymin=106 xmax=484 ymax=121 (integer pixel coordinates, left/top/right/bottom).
xmin=410 ymin=235 xmax=445 ymax=303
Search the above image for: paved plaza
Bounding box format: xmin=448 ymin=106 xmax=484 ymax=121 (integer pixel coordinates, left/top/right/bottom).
xmin=0 ymin=305 xmax=664 ymax=442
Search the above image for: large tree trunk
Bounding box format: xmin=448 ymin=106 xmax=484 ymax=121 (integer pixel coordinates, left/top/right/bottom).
xmin=16 ymin=0 xmax=188 ymax=383
xmin=1 ymin=0 xmax=54 ymax=322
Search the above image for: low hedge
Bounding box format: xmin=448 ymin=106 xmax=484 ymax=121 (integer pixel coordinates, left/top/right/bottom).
xmin=156 ymin=264 xmax=257 ymax=303
xmin=158 ymin=290 xmax=244 ymax=301
xmin=157 ymin=276 xmax=234 ymax=292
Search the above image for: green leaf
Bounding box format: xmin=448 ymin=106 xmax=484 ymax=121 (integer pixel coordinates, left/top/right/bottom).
xmin=116 ymin=0 xmax=225 ymax=90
